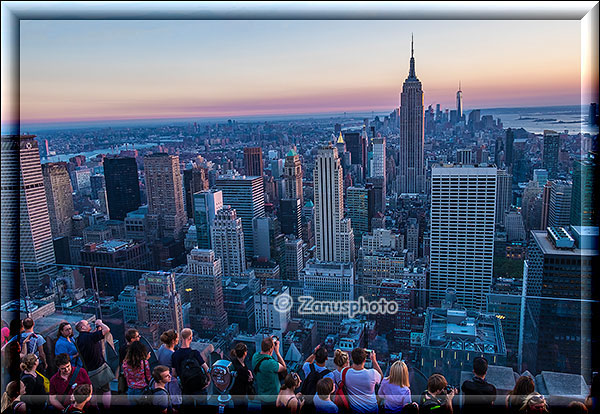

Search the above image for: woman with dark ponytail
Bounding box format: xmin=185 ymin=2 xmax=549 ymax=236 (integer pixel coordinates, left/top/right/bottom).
xmin=229 ymin=343 xmax=254 ymax=409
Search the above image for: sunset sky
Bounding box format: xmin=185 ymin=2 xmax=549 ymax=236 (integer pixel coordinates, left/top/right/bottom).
xmin=18 ymin=19 xmax=581 ymax=124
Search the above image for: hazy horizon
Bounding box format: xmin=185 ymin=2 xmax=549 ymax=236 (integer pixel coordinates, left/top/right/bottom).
xmin=9 ymin=104 xmax=585 ymax=134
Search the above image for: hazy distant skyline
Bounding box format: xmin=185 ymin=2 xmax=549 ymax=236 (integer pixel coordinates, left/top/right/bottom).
xmin=18 ymin=19 xmax=581 ymax=124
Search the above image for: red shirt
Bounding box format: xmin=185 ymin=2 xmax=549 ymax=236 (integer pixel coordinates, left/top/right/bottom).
xmin=49 ymin=367 xmax=91 ymax=407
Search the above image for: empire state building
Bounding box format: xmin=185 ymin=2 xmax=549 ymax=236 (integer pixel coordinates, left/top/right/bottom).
xmin=397 ymin=36 xmax=425 ymax=194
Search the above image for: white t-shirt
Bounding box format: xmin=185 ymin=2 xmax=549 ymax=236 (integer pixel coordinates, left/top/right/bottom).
xmin=344 ymin=368 xmax=382 ymax=413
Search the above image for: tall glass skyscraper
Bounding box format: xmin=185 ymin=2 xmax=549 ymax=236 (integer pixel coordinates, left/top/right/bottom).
xmin=103 ymin=156 xmax=141 ymax=221
xmin=216 ymin=173 xmax=265 ymax=258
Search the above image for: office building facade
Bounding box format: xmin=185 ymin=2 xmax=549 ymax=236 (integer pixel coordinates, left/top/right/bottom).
xmin=429 ymin=165 xmax=497 ymax=310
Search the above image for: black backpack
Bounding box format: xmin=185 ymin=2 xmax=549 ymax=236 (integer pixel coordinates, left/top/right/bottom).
xmin=139 ymin=386 xmax=170 ymax=410
xmin=179 ymin=355 xmax=208 ymax=393
xmin=300 ymin=364 xmax=331 ymax=407
xmin=419 ymin=392 xmax=444 ymax=413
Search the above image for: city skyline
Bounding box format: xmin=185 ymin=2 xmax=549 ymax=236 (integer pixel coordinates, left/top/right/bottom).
xmin=15 ymin=19 xmax=581 ymax=126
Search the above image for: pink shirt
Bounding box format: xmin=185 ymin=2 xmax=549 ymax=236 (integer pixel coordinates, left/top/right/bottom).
xmin=122 ymin=359 xmax=150 ymax=389
xmin=1 ymin=327 xmax=10 ymax=346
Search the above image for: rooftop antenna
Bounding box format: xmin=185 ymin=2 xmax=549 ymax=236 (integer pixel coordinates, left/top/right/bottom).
xmin=411 ymin=33 xmax=414 ymax=58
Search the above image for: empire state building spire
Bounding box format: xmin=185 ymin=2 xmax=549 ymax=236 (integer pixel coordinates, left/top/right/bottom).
xmin=408 ymin=33 xmax=417 ymax=79
xmin=397 ymin=35 xmax=425 ymax=194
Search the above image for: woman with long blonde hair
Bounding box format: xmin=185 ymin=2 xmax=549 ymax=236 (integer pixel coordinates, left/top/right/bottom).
xmin=377 ymin=360 xmax=411 ymax=413
xmin=1 ymin=381 xmax=26 ymax=414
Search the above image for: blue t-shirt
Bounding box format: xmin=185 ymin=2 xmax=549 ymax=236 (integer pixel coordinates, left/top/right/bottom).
xmin=302 ymin=362 xmax=335 ymax=382
xmin=314 ymin=394 xmax=339 ymax=413
xmin=54 ymin=336 xmax=82 ymax=367
xmin=18 ymin=332 xmax=46 ymax=356
xmin=156 ymin=345 xmax=174 ymax=368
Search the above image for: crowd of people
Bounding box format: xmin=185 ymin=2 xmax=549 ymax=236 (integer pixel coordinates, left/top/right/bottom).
xmin=1 ymin=319 xmax=598 ymax=414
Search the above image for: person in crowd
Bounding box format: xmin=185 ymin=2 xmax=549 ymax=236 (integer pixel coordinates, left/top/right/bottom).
xmin=171 ymin=328 xmax=212 ymax=408
xmin=461 ymin=356 xmax=497 ymax=413
xmin=520 ymin=393 xmax=549 ymax=413
xmin=1 ymin=321 xmax=9 ymax=348
xmin=419 ymin=373 xmax=455 ymax=414
xmin=63 ymin=384 xmax=93 ymax=414
xmin=229 ymin=343 xmax=254 ymax=409
xmin=1 ymin=340 xmax=24 ymax=392
xmin=303 ymin=345 xmax=335 ymax=383
xmin=122 ymin=341 xmax=151 ymax=404
xmin=19 ymin=354 xmax=47 ymax=414
xmin=301 ymin=344 xmax=336 ymax=408
xmin=506 ymin=376 xmax=535 ymax=414
xmin=156 ymin=330 xmax=181 ymax=407
xmin=118 ymin=328 xmax=141 ymax=394
xmin=377 ymin=360 xmax=411 ymax=413
xmin=314 ymin=378 xmax=338 ymax=414
xmin=275 ymin=372 xmax=303 ymax=414
xmin=332 ymin=350 xmax=349 ymax=388
xmin=157 ymin=330 xmax=178 ymax=367
xmin=1 ymin=321 xmax=25 ymax=388
xmin=120 ymin=329 xmax=141 ymax=367
xmin=568 ymin=401 xmax=589 ymax=413
xmin=49 ymin=353 xmax=92 ymax=412
xmin=75 ymin=319 xmax=112 ymax=409
xmin=343 ymin=348 xmax=383 ymax=414
xmin=1 ymin=381 xmax=26 ymax=414
xmin=18 ymin=318 xmax=47 ymax=372
xmin=150 ymin=365 xmax=174 ymax=414
xmin=55 ymin=322 xmax=81 ymax=368
xmin=252 ymin=336 xmax=287 ymax=409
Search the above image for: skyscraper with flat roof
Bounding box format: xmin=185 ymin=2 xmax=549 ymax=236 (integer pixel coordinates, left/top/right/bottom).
xmin=144 ymin=153 xmax=186 ymax=240
xmin=543 ymin=130 xmax=560 ymax=179
xmin=429 ymin=164 xmax=497 ymax=310
xmin=496 ymin=169 xmax=512 ymax=226
xmin=523 ymin=228 xmax=595 ymax=375
xmin=216 ymin=172 xmax=265 ymax=258
xmin=103 ymin=156 xmax=141 ymax=221
xmin=369 ymin=136 xmax=387 ymax=214
xmin=184 ymin=248 xmax=228 ymax=337
xmin=313 ymin=145 xmax=354 ymax=263
xmin=183 ymin=166 xmax=209 ymax=219
xmin=344 ymin=131 xmax=367 ymax=179
xmin=398 ymin=36 xmax=425 ymax=194
xmin=548 ymin=180 xmax=573 ymax=228
xmin=279 ymin=198 xmax=302 ymax=240
xmin=211 ymin=207 xmax=246 ymax=278
xmin=570 ymin=157 xmax=596 ymax=227
xmin=347 ymin=185 xmax=373 ymax=246
xmin=193 ymin=189 xmax=223 ymax=249
xmin=1 ymin=135 xmax=56 ymax=295
xmin=42 ymin=162 xmax=75 ymax=238
xmin=244 ymin=147 xmax=264 ymax=177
